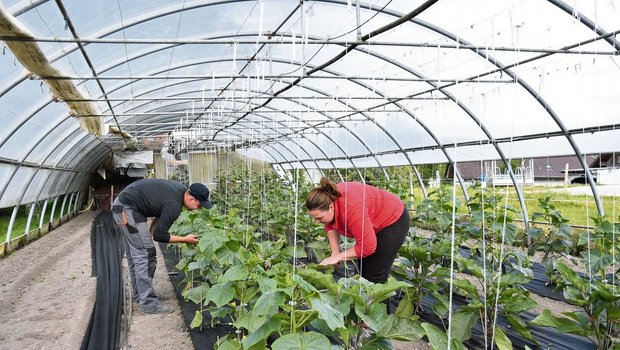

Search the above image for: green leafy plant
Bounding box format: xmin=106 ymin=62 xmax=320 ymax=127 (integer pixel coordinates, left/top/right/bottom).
xmin=448 ymin=191 xmax=537 ymax=349
xmin=527 ymin=196 xmax=576 ymax=285
xmin=531 ymin=217 xmax=620 ymax=350
xmin=391 ymin=189 xmax=458 ymax=315
xmin=171 ymin=166 xmax=424 ymax=349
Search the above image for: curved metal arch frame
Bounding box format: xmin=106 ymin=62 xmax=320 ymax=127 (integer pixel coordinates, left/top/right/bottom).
xmin=0 ymin=0 xmax=279 ymax=99
xmin=82 ymin=32 xmax=430 ymax=192
xmin=112 ymin=87 xmax=360 ymax=182
xmin=403 ymin=16 xmax=610 ymax=216
xmin=28 ymin=133 xmax=110 ymax=209
xmin=94 ymin=54 xmax=432 ymax=184
xmin=5 ymin=1 xmax=422 ymax=187
xmin=0 ymin=124 xmax=105 ymax=209
xmin=117 ymin=105 xmax=345 ymax=182
xmin=320 ymin=0 xmax=614 ymax=216
xmin=94 ymin=65 xmax=374 ymax=182
xmin=93 ymin=54 xmax=389 ymax=180
xmin=0 ymin=111 xmax=96 ymax=207
xmin=4 ymin=0 xmax=615 ymax=214
xmin=350 ymin=45 xmax=530 ymax=226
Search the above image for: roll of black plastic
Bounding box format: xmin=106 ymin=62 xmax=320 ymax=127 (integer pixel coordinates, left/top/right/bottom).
xmin=81 ymin=211 xmax=124 ymax=350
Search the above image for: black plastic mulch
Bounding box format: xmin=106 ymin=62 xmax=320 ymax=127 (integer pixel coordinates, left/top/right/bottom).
xmin=81 ymin=211 xmax=124 ymax=350
xmin=160 ymin=244 xmax=234 ymax=349
xmin=338 ymin=262 xmax=595 ymax=350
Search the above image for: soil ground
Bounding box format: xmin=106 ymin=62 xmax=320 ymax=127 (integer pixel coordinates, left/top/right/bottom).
xmin=0 ymin=212 xmax=97 ymax=350
xmin=0 ymin=211 xmax=193 ymax=350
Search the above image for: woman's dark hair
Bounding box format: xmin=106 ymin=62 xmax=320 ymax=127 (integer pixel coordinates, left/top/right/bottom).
xmin=305 ymin=177 xmax=341 ymax=211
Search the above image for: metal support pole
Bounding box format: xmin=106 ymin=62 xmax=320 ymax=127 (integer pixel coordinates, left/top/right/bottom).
xmin=6 ymin=205 xmax=18 ymax=246
xmin=74 ymin=191 xmax=82 ymax=212
xmin=59 ymin=194 xmax=68 ymax=221
xmin=66 ymin=193 xmax=75 ymax=217
xmin=25 ymin=202 xmax=36 ymax=237
xmin=355 ymin=0 xmax=362 ymax=39
xmin=412 ymin=165 xmax=428 ymax=199
xmin=39 ymin=199 xmax=48 ymax=229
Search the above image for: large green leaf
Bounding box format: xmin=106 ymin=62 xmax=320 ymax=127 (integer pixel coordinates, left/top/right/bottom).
xmin=215 ymin=335 xmax=242 ymax=350
xmin=451 ymin=279 xmax=478 ymax=298
xmin=283 ymin=245 xmax=308 ymax=258
xmin=556 ymin=262 xmax=586 ymax=291
xmin=198 ymin=229 xmax=227 ymax=253
xmin=175 ymin=257 xmax=189 ymax=271
xmin=394 ymin=296 xmax=415 ymax=319
xmin=581 ymin=250 xmax=613 ymax=275
xmin=216 ymin=241 xmax=241 ymax=265
xmin=271 ymin=331 xmax=331 ymax=350
xmin=493 ymin=326 xmax=512 ymax=350
xmin=358 ymin=337 xmax=393 ymax=350
xmin=190 ymin=310 xmax=203 ymax=329
xmin=187 ymin=258 xmax=208 ymax=271
xmin=235 ymin=312 xmax=268 ymax=333
xmin=421 ymin=322 xmax=467 ymax=350
xmin=355 ymin=302 xmax=388 ymax=332
xmin=242 ymin=318 xmax=283 ymax=349
xmin=293 ymin=274 xmax=319 ymax=293
xmin=219 ymin=265 xmax=249 ymax=283
xmin=376 ymin=314 xmax=425 ymax=341
xmin=205 ymin=282 xmax=235 ymax=307
xmin=562 ymin=285 xmax=587 ymax=306
xmin=182 ymin=283 xmax=210 ymax=304
xmin=500 ymin=272 xmax=531 ymax=287
xmin=254 ymin=291 xmax=286 ymax=317
xmin=368 ymin=278 xmax=411 ymax=303
xmin=449 ymin=311 xmax=477 ymax=342
xmin=530 ymin=309 xmax=587 ymax=336
xmin=504 ymin=314 xmax=535 ymax=341
xmin=258 ymin=278 xmax=277 ymax=293
xmin=500 ymin=291 xmax=537 ymax=313
xmin=308 ymin=295 xmax=345 ymax=331
xmin=296 ymin=268 xmax=339 ymax=294
xmin=320 ymin=293 xmax=353 ymax=318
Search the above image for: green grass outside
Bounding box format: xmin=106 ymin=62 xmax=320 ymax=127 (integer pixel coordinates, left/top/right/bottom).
xmin=409 ymin=185 xmax=619 ymax=226
xmin=0 ymin=203 xmax=48 ymax=244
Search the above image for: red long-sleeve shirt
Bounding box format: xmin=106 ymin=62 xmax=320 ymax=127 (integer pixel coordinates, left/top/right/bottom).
xmin=324 ymin=182 xmax=404 ymax=258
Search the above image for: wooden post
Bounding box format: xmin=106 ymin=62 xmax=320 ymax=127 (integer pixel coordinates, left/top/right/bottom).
xmin=564 ymin=163 xmax=569 ymax=188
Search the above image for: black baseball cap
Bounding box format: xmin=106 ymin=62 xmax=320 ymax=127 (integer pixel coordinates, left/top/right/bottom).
xmin=188 ymin=183 xmax=213 ymax=209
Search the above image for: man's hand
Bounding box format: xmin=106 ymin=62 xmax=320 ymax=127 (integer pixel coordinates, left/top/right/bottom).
xmin=184 ymin=234 xmax=200 ymax=244
xmin=319 ymin=254 xmax=341 ymax=266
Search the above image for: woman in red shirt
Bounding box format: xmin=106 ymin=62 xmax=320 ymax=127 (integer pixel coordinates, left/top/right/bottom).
xmin=306 ymin=177 xmax=410 ymax=283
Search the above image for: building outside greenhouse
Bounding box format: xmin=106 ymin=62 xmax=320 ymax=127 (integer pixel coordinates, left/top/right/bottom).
xmin=1 ymin=0 xmax=619 ymax=349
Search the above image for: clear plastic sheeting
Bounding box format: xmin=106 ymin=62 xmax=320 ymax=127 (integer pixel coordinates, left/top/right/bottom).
xmin=0 ymin=0 xmax=618 ymax=211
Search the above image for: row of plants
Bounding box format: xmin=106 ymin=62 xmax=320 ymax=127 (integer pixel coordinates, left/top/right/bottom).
xmin=172 ymin=165 xmax=425 ymax=349
xmin=171 ymin=165 xmax=620 ymax=349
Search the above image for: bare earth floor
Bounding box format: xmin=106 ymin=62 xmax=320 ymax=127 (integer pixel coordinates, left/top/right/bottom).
xmin=0 ymin=211 xmax=193 ymax=350
xmin=0 ymin=212 xmax=96 ymax=350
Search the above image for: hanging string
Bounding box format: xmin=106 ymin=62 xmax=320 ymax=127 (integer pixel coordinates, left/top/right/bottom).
xmin=290 ymin=112 xmax=302 ymax=333
xmin=586 ymin=173 xmax=593 ymax=293
xmin=447 ymin=142 xmax=458 ymax=350
xmin=481 ymin=167 xmax=488 ymax=349
xmin=490 ymin=184 xmax=511 ymax=348
xmin=613 ymin=150 xmax=617 ymax=293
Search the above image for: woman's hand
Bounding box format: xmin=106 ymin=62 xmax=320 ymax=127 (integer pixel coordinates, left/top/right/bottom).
xmin=319 ymin=254 xmax=341 ymax=266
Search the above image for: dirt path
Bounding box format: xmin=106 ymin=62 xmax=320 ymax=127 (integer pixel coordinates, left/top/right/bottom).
xmin=126 ymin=243 xmax=193 ymax=350
xmin=0 ymin=212 xmax=96 ymax=350
xmin=0 ymin=211 xmax=194 ymax=350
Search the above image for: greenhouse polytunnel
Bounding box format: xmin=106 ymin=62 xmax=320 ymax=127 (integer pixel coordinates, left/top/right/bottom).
xmin=0 ymin=0 xmax=619 ymax=349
